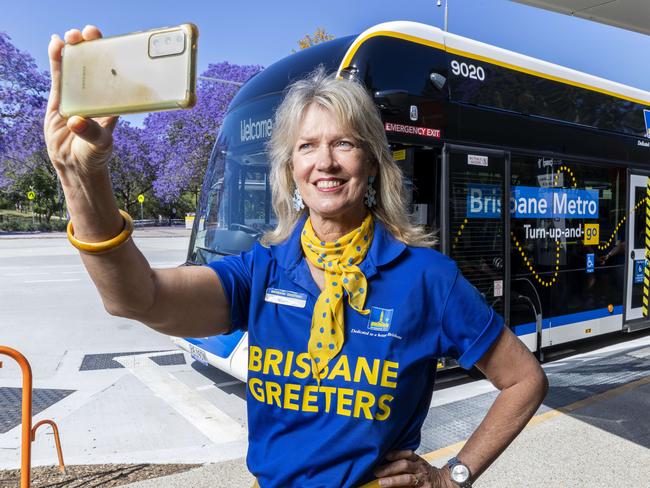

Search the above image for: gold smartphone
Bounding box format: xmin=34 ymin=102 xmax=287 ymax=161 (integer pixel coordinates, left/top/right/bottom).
xmin=59 ymin=24 xmax=198 ymax=118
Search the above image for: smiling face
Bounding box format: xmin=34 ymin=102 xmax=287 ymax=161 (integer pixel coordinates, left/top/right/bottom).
xmin=291 ymin=103 xmax=376 ymax=236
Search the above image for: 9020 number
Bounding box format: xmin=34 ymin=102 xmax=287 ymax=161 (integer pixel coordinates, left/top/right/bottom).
xmin=450 ymin=60 xmax=486 ymax=81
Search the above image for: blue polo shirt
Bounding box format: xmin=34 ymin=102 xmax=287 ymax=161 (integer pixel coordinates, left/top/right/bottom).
xmin=208 ymin=216 xmax=504 ymax=487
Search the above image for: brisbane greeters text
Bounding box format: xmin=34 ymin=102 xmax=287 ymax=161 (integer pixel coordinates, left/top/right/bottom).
xmin=248 ymin=346 xmax=400 ymax=421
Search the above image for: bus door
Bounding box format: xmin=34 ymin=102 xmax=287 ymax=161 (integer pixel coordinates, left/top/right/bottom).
xmin=624 ymin=173 xmax=650 ymax=325
xmin=442 ymin=145 xmax=510 ymax=327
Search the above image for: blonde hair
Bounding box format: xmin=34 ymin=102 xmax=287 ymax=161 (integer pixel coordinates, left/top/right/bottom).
xmin=263 ymin=67 xmax=435 ymax=247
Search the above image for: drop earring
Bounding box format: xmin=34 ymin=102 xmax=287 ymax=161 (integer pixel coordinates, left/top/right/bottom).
xmin=364 ymin=176 xmax=377 ymax=208
xmin=293 ymin=187 xmax=305 ymax=211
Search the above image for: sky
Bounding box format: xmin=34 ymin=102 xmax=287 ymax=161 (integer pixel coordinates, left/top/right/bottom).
xmin=3 ymin=0 xmax=650 ymax=125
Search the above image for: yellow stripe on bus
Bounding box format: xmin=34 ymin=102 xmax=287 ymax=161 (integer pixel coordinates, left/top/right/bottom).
xmin=338 ymin=30 xmax=650 ymax=107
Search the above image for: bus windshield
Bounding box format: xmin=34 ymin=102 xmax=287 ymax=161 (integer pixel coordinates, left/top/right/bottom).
xmin=188 ymin=97 xmax=279 ymax=264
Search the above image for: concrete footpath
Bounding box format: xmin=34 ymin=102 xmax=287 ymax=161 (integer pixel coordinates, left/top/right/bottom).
xmin=122 ymin=333 xmax=650 ymax=488
xmin=1 ymin=230 xmax=648 ymax=487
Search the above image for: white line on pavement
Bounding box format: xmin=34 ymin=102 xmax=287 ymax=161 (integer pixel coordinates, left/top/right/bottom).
xmin=114 ymin=352 xmax=244 ymax=444
xmin=0 ymin=264 xmax=83 ymax=270
xmin=4 ymin=272 xmax=50 ymax=277
xmin=197 ymin=380 xmax=241 ymax=390
xmin=24 ymin=278 xmax=82 ymax=283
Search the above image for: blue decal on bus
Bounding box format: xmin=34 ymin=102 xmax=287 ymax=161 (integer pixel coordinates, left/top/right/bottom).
xmin=467 ymin=185 xmax=599 ymax=219
xmin=644 ymin=109 xmax=650 ymax=138
xmin=512 ymin=306 xmax=623 ymax=336
xmin=185 ymin=330 xmax=245 ymax=359
xmin=634 ymin=259 xmax=645 ymax=284
xmin=466 ymin=184 xmax=501 ymax=219
xmin=511 ymin=186 xmax=599 ymax=219
xmin=586 ymin=253 xmax=594 ymax=273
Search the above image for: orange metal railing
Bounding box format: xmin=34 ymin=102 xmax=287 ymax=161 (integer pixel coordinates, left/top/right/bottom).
xmin=0 ymin=345 xmax=66 ymax=487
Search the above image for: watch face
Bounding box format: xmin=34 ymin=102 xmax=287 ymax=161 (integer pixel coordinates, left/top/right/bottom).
xmin=451 ymin=463 xmax=470 ymax=483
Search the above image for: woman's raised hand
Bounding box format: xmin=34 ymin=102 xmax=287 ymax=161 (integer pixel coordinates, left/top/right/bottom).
xmin=44 ymin=25 xmax=118 ymax=177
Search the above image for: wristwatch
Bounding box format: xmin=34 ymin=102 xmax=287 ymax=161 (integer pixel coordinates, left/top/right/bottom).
xmin=446 ymin=457 xmax=473 ymax=487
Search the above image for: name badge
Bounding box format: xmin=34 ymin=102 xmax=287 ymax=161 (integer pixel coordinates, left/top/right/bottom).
xmin=264 ymin=288 xmax=307 ymax=308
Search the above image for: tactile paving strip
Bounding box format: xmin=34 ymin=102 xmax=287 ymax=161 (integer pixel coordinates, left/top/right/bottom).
xmin=0 ymin=387 xmax=74 ymax=434
xmin=79 ymin=350 xmax=181 ymax=371
xmin=150 ymin=353 xmax=186 ymax=367
xmin=417 ymin=346 xmax=650 ymax=454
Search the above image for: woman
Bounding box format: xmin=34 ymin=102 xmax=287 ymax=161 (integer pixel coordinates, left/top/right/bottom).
xmin=45 ymin=26 xmax=548 ymax=488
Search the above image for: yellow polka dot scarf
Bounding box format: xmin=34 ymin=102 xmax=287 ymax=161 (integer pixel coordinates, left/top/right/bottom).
xmin=300 ymin=213 xmax=374 ymax=382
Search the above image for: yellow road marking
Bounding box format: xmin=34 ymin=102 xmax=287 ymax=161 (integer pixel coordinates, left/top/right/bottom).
xmin=422 ymin=439 xmax=467 ymax=462
xmin=422 ymin=374 xmax=650 ymax=462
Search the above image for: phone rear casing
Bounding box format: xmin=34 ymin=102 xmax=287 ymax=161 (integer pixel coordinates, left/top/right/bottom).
xmin=59 ymin=24 xmax=198 ymax=118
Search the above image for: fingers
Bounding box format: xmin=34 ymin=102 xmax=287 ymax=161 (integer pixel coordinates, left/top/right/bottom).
xmin=67 ymin=116 xmax=113 ymax=151
xmin=47 ymin=26 xmax=104 ymax=116
xmin=385 ymin=450 xmax=419 ymax=462
xmin=47 ymin=34 xmax=65 ymax=113
xmin=377 ymin=473 xmax=418 ymax=487
xmin=374 ymin=458 xmax=417 ymax=478
xmin=81 ymin=25 xmax=103 ymax=41
xmin=99 ymin=115 xmax=119 ymax=133
xmin=375 ymin=451 xmax=431 ymax=487
xmin=63 ymin=28 xmax=83 ymax=44
xmin=64 ymin=25 xmax=103 ymax=44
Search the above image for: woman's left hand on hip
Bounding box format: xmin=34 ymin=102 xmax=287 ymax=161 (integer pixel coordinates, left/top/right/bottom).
xmin=372 ymin=450 xmax=450 ymax=487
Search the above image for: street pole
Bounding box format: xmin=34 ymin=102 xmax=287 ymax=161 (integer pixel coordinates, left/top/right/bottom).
xmin=197 ymin=76 xmax=244 ymax=87
xmin=444 ymin=0 xmax=449 ymax=32
xmin=140 ymin=201 xmax=143 ymax=220
xmin=436 ymin=0 xmax=449 ymax=32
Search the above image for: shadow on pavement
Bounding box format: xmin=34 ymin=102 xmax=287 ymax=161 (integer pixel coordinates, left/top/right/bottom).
xmin=190 ymin=361 xmax=247 ymax=400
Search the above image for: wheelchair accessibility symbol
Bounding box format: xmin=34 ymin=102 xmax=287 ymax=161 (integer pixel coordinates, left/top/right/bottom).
xmin=634 ymin=259 xmax=646 ymax=284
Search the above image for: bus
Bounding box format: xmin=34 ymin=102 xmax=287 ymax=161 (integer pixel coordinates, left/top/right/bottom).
xmin=171 ymin=20 xmax=650 ymax=380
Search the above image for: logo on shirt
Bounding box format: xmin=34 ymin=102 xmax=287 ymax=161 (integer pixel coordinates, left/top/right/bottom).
xmin=368 ymin=307 xmax=394 ymax=332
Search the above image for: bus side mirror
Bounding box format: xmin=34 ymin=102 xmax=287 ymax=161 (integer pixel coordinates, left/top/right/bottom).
xmin=373 ymin=89 xmax=409 ymax=114
xmin=429 ymin=72 xmax=447 ymax=90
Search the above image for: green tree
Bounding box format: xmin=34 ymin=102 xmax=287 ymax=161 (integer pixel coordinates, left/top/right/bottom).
xmin=1 ymin=32 xmax=62 ymax=222
xmin=12 ymin=158 xmax=61 ymax=221
xmin=294 ymin=28 xmax=335 ymax=52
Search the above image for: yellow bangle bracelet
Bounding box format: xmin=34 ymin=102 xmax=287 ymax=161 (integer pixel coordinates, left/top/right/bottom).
xmin=66 ymin=209 xmax=134 ymax=254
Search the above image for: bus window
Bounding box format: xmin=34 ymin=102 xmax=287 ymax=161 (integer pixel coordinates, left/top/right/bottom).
xmin=192 ymin=148 xmax=275 ymax=262
xmin=231 ymin=161 xmax=274 ymax=230
xmin=509 ymin=155 xmax=626 ymax=331
xmin=392 ymin=147 xmax=441 ymax=240
xmin=447 ymin=150 xmax=507 ymax=317
xmin=188 ymin=98 xmax=279 ymax=263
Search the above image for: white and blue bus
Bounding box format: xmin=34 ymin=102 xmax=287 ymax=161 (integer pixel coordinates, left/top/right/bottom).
xmin=172 ymin=21 xmax=650 ymax=380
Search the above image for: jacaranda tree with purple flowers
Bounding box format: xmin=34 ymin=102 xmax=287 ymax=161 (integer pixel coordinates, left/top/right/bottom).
xmin=108 ymin=120 xmax=157 ymax=215
xmin=0 ymin=31 xmax=60 ymax=220
xmin=144 ymin=61 xmax=263 ymax=210
xmin=2 ymin=30 xmax=264 ymax=225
